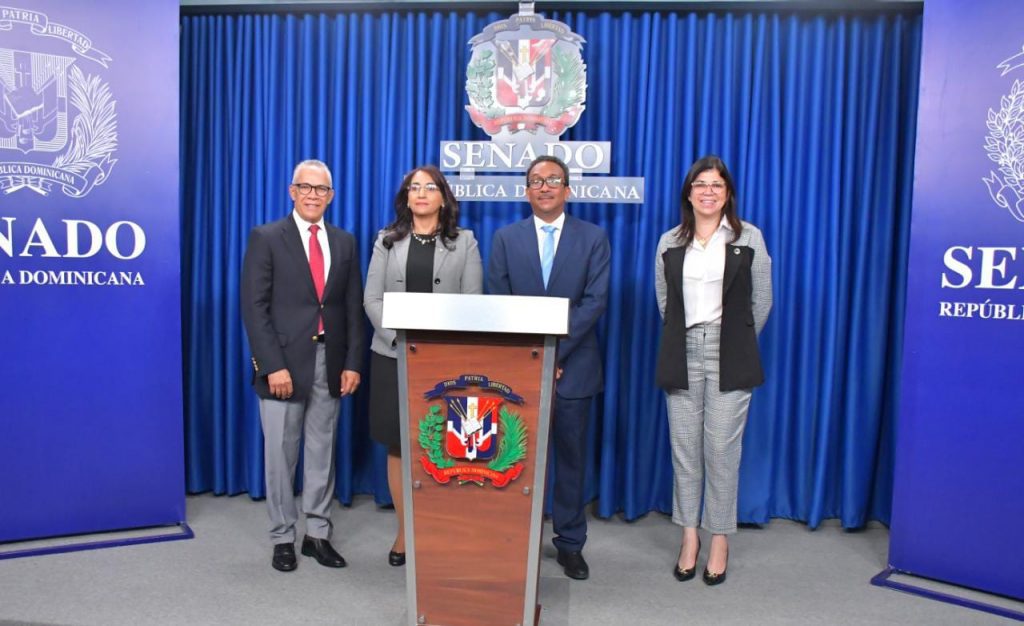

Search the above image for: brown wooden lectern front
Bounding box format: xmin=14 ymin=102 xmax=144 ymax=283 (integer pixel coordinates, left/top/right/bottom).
xmin=383 ymin=292 xmax=569 ymax=626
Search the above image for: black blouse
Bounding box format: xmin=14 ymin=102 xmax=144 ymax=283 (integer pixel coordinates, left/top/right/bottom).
xmin=406 ymin=234 xmax=436 ymax=293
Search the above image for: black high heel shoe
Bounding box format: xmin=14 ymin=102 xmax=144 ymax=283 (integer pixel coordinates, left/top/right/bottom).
xmin=702 ymin=548 xmax=727 ymax=586
xmin=672 ymin=538 xmax=700 ymax=582
xmin=702 ymin=566 xmax=727 ymax=585
xmin=389 ymin=550 xmax=406 ymax=566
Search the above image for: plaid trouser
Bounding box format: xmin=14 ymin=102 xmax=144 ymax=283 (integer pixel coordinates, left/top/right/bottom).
xmin=665 ymin=323 xmax=752 ymax=534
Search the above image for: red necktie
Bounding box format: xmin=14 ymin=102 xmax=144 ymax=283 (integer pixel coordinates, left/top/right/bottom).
xmin=308 ymin=224 xmax=325 ymax=334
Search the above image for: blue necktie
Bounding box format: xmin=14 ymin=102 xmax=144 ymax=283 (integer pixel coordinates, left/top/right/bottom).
xmin=541 ymin=224 xmax=557 ymax=288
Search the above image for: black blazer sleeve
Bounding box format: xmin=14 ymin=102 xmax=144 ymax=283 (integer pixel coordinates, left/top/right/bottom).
xmin=240 ymin=227 xmax=287 ymax=377
xmin=341 ymin=231 xmax=364 ymax=373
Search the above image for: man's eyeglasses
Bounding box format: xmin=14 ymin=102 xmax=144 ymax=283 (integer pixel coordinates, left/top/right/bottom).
xmin=527 ymin=176 xmax=565 ymax=189
xmin=691 ymin=181 xmax=726 ymax=194
xmin=408 ymin=183 xmax=440 ymax=193
xmin=293 ymin=183 xmax=333 ymax=197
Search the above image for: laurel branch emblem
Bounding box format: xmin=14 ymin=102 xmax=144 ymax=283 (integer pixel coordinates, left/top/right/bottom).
xmin=51 ymin=66 xmax=118 ymax=189
xmin=542 ymin=47 xmax=586 ymax=120
xmin=984 ymin=65 xmax=1024 ymax=222
xmin=465 ymin=50 xmax=504 ymax=119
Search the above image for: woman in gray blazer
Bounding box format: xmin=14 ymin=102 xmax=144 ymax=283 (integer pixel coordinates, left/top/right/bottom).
xmin=364 ymin=164 xmax=483 ymax=566
xmin=655 ymin=155 xmax=772 ymax=586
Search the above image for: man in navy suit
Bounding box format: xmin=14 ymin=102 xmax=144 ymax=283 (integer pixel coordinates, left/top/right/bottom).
xmin=487 ymin=155 xmax=611 ymax=580
xmin=241 ymin=159 xmax=364 ymax=572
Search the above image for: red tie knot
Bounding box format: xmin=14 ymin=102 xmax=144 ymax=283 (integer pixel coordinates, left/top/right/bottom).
xmin=309 ymin=224 xmax=320 ymax=235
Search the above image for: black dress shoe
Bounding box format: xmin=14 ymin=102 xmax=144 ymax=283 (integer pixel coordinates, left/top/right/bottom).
xmin=556 ymin=550 xmax=589 ymax=580
xmin=673 ymin=538 xmax=700 ymax=582
xmin=388 ymin=550 xmax=406 ymax=567
xmin=272 ymin=543 xmax=297 ymax=572
xmin=301 ymin=536 xmax=346 ymax=568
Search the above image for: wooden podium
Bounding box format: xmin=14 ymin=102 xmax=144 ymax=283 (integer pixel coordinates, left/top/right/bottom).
xmin=383 ymin=292 xmax=569 ymax=626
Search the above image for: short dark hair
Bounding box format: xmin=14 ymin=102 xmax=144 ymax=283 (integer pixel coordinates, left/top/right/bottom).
xmin=526 ymin=155 xmax=570 ymax=187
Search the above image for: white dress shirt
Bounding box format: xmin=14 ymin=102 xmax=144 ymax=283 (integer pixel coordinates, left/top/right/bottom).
xmin=533 ymin=212 xmax=566 ymax=260
xmin=292 ymin=210 xmax=332 ymax=281
xmin=682 ymin=219 xmax=731 ymax=327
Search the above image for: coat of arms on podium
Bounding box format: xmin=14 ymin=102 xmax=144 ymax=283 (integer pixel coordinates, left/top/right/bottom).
xmin=445 ymin=396 xmax=501 ymax=461
xmin=418 ymin=374 xmax=527 ymax=487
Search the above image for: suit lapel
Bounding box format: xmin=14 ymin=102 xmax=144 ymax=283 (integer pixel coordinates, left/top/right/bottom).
xmin=281 ymin=217 xmax=317 ymax=299
xmin=546 ymin=214 xmax=575 ymax=292
xmin=723 ymin=243 xmax=741 ymax=294
xmin=664 ymin=245 xmax=686 ymax=303
xmin=394 ymin=235 xmax=410 ymax=283
xmin=517 ymin=218 xmax=545 ymax=291
xmin=321 ymin=226 xmax=344 ymax=301
xmin=433 ymin=237 xmax=449 ymax=279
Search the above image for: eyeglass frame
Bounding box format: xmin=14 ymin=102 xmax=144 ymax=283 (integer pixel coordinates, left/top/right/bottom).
xmin=408 ymin=182 xmax=440 ymax=193
xmin=690 ymin=181 xmax=727 ymax=194
xmin=526 ymin=176 xmax=566 ymax=189
xmin=291 ymin=182 xmax=333 ymax=197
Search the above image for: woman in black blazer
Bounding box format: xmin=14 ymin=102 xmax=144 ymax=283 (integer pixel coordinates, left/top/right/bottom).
xmin=364 ymin=165 xmax=483 ymax=566
xmin=655 ymin=155 xmax=772 ymax=585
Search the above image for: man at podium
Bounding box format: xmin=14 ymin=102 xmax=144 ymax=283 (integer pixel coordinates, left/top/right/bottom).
xmin=487 ymin=155 xmax=611 ymax=580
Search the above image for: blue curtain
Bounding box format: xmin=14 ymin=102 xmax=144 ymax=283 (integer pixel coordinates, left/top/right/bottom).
xmin=180 ymin=7 xmax=921 ymax=528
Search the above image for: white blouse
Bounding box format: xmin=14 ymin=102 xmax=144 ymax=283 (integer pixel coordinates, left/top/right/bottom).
xmin=682 ymin=219 xmax=732 ymax=327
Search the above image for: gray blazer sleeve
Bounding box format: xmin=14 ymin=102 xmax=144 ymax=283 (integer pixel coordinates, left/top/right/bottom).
xmin=748 ymin=225 xmax=773 ymax=335
xmin=654 ymin=230 xmax=676 ymax=320
xmin=363 ymin=231 xmax=396 ymax=355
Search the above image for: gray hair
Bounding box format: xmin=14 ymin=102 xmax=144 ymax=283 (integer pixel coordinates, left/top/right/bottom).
xmin=292 ymin=159 xmax=333 ymax=187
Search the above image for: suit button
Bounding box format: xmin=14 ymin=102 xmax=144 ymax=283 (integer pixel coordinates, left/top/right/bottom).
xmin=434 ymin=278 xmax=441 ymax=285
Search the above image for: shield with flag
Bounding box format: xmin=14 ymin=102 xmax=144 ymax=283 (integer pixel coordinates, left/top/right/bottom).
xmin=0 ymin=49 xmax=74 ymax=154
xmin=446 ymin=396 xmax=501 ymax=461
xmin=494 ymin=38 xmax=554 ymax=109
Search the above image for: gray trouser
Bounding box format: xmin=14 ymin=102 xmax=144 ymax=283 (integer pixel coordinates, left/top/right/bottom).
xmin=665 ymin=323 xmax=752 ymax=534
xmin=259 ymin=344 xmax=340 ymax=544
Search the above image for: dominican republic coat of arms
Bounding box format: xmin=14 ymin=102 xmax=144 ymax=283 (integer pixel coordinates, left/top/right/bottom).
xmin=464 ymin=12 xmax=586 ymax=138
xmin=418 ymin=375 xmax=528 ymax=487
xmin=0 ymin=6 xmax=117 ymax=198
